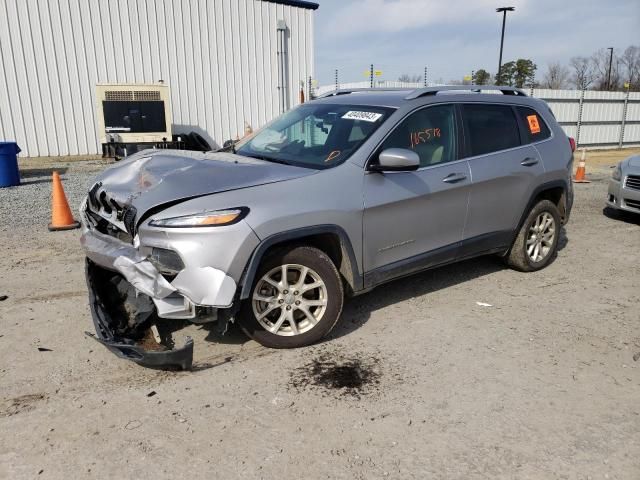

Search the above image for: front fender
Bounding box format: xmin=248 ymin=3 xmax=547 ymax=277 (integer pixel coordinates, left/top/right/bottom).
xmin=238 ymin=225 xmax=363 ymax=299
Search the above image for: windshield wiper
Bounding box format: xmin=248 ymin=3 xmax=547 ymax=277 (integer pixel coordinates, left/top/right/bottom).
xmin=216 ymin=142 xmax=236 ymax=154
xmin=241 ymin=153 xmax=291 ymax=166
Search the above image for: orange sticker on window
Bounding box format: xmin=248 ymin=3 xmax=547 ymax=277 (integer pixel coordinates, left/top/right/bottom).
xmin=527 ymin=115 xmax=541 ymax=134
xmin=325 ymin=150 xmax=341 ymax=162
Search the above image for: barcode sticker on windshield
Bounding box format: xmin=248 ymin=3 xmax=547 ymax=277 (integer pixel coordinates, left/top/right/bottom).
xmin=342 ymin=111 xmax=383 ymax=122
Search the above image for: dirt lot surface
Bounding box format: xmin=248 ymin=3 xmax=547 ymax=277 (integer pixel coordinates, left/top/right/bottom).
xmin=1 ymin=149 xmax=639 ymax=479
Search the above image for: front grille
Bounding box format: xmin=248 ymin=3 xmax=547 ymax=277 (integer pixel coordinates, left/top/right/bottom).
xmin=624 ymin=198 xmax=640 ymax=210
xmin=122 ymin=206 xmax=137 ymax=235
xmin=86 ymin=209 xmax=134 ymax=243
xmin=86 ymin=182 xmax=136 ymax=243
xmin=625 ymin=175 xmax=640 ymax=191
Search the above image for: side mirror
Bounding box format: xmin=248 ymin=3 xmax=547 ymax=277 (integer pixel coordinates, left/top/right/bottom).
xmin=370 ymin=148 xmax=420 ymax=172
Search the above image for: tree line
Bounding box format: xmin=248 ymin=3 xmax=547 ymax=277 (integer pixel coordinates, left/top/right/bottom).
xmin=397 ymin=45 xmax=639 ymax=91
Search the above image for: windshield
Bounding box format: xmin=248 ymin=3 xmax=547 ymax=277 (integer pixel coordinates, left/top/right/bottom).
xmin=235 ymin=103 xmax=394 ymax=169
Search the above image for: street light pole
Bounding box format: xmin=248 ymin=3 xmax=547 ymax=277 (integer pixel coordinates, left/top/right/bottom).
xmin=606 ymin=47 xmax=614 ymax=90
xmin=496 ymin=7 xmax=515 ymax=85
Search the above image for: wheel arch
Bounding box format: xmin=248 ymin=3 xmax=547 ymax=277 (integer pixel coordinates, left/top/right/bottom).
xmin=239 ymin=225 xmax=363 ymax=300
xmin=512 ymin=180 xmax=569 ymax=244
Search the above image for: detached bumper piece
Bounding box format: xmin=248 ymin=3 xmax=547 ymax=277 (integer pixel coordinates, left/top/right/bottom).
xmin=85 ymin=260 xmax=194 ymax=370
xmin=86 ymin=333 xmax=193 ymax=371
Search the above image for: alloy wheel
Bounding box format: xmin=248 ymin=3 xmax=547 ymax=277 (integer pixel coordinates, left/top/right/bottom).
xmin=252 ymin=264 xmax=328 ymax=336
xmin=526 ymin=211 xmax=556 ymax=263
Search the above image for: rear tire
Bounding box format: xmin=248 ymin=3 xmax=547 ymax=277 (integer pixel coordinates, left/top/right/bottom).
xmin=506 ymin=199 xmax=561 ymax=272
xmin=238 ymin=246 xmax=344 ymax=348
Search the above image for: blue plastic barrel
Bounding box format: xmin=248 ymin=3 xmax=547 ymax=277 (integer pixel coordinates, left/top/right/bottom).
xmin=0 ymin=142 xmax=21 ymax=187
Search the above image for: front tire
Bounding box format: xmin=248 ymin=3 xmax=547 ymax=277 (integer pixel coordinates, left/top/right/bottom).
xmin=238 ymin=246 xmax=344 ymax=348
xmin=506 ymin=199 xmax=561 ymax=272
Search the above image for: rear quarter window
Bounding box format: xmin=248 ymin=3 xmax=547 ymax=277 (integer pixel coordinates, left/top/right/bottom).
xmin=516 ymin=106 xmax=552 ymax=143
xmin=462 ymin=104 xmax=521 ymax=157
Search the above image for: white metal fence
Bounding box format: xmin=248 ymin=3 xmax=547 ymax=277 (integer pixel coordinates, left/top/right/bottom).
xmin=316 ymin=81 xmax=423 ymax=97
xmin=316 ymin=82 xmax=640 ymax=148
xmin=527 ymin=88 xmax=639 ymax=148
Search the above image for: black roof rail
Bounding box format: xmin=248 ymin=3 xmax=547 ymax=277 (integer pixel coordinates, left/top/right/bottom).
xmin=317 ymin=88 xmax=410 ymax=98
xmin=405 ymin=85 xmax=527 ymax=100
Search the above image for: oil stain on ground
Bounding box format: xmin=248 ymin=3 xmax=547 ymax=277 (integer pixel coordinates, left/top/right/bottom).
xmin=289 ymin=351 xmax=381 ymax=398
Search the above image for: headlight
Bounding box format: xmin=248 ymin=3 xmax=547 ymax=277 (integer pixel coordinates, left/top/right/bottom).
xmin=149 ymin=208 xmax=247 ymax=228
xmin=612 ymin=164 xmax=622 ymax=181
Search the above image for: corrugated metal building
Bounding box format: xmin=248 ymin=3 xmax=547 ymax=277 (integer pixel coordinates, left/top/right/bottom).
xmin=0 ymin=0 xmax=318 ymax=157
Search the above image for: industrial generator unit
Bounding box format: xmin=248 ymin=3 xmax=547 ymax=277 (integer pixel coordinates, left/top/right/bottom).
xmin=96 ymin=83 xmax=181 ymax=158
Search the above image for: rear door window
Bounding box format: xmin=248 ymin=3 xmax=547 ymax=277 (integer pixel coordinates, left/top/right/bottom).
xmin=462 ymin=104 xmax=521 ymax=156
xmin=515 ymin=106 xmax=551 ymax=143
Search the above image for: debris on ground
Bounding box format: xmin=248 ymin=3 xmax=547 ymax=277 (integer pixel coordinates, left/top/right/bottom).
xmin=124 ymin=420 xmax=142 ymax=430
xmin=0 ymin=394 xmax=47 ymax=417
xmin=37 ymin=347 xmax=53 ymax=352
xmin=476 ymin=301 xmax=493 ymax=307
xmin=0 ymin=295 xmax=8 ymax=301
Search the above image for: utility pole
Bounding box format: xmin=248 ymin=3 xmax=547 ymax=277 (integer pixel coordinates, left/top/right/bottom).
xmin=496 ymin=7 xmax=515 ymax=85
xmin=334 ymin=69 xmax=338 ymax=91
xmin=606 ymin=47 xmax=614 ymax=90
xmin=424 ymin=66 xmax=427 ymax=87
xmin=370 ymin=64 xmax=374 ymax=88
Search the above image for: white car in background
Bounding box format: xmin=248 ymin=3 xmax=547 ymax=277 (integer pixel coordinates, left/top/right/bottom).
xmin=607 ymin=155 xmax=640 ymax=215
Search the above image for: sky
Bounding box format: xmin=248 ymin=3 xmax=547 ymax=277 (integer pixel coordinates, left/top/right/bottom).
xmin=313 ymin=0 xmax=640 ymax=86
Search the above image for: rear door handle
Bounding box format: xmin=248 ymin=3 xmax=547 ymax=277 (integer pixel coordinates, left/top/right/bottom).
xmin=521 ymin=157 xmax=539 ymax=167
xmin=442 ymin=173 xmax=468 ymax=183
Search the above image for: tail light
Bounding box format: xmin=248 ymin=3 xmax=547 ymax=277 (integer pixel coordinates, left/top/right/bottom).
xmin=568 ymin=137 xmax=576 ymax=152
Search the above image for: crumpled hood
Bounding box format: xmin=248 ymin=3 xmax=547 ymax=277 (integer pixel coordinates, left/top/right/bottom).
xmin=90 ymin=150 xmax=315 ymax=220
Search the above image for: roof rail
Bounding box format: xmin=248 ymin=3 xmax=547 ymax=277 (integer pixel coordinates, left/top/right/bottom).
xmin=405 ymin=85 xmax=527 ymax=100
xmin=317 ymin=88 xmax=409 ymax=98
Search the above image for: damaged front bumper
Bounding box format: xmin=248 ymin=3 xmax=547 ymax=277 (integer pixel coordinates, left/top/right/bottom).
xmin=85 ymin=259 xmax=195 ymax=370
xmin=81 ymin=227 xmax=238 ymax=370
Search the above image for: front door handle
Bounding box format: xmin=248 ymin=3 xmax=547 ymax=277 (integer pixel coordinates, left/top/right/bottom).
xmin=521 ymin=157 xmax=539 ymax=167
xmin=442 ymin=173 xmax=468 ymax=183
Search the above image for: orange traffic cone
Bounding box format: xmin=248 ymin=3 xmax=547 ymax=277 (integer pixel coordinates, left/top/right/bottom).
xmin=574 ymin=148 xmax=591 ymax=183
xmin=48 ymin=171 xmax=80 ymax=231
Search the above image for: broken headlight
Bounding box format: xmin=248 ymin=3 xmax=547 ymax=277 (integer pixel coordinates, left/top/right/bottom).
xmin=148 ymin=208 xmax=248 ymax=228
xmin=148 ymin=248 xmax=185 ymax=276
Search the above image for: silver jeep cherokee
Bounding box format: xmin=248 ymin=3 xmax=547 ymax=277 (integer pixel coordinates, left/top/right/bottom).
xmin=81 ymin=86 xmax=574 ymax=369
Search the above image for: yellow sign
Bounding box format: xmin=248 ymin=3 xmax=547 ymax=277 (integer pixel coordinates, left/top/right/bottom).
xmin=624 ymin=82 xmax=630 ymax=89
xmin=463 ymin=75 xmax=472 ymax=81
xmin=364 ymin=70 xmax=384 ymax=77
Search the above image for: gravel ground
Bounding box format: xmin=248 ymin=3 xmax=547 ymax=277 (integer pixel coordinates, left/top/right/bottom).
xmin=0 ymin=150 xmax=639 ymax=479
xmin=0 ymin=159 xmax=110 ymax=233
